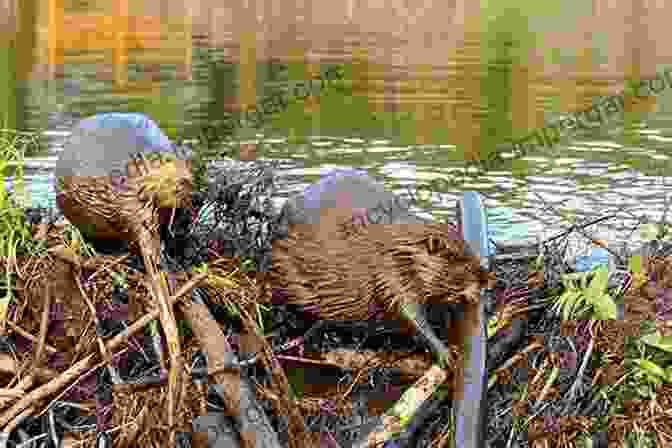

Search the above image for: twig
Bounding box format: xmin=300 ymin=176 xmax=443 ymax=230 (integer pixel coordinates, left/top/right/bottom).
xmin=534 ymin=366 xmax=559 ymax=407
xmin=274 ymin=354 xmax=342 ymax=368
xmin=530 ymin=358 xmax=548 ymax=390
xmin=540 ymin=215 xmax=616 ymax=245
xmin=340 ymin=365 xmax=372 ymax=401
xmin=19 ymin=283 xmax=54 ymax=395
xmin=30 ymin=282 xmax=52 ymax=371
xmin=74 ymin=271 xmax=122 ymax=385
xmin=116 ymin=404 xmax=149 ymax=448
xmin=505 ymin=421 xmax=517 ymax=448
xmin=112 ymin=376 xmax=168 ymax=393
xmin=0 ymin=389 xmax=24 ymax=398
xmin=178 ymin=299 xmax=258 ymax=448
xmin=493 ymin=342 xmax=544 ymax=375
xmin=69 ymin=420 xmax=140 ymax=447
xmin=434 ymin=420 xmax=453 ymax=448
xmin=0 ymin=272 xmax=207 ymax=429
xmin=2 ymin=405 xmax=35 ymax=435
xmin=6 ymin=321 xmax=58 ymax=354
xmin=115 ymin=272 xmax=207 ymax=348
xmin=136 ymin=228 xmax=182 ymax=446
xmin=37 ymin=351 xmax=127 ymax=424
xmin=563 ymin=320 xmax=595 ymax=412
xmin=15 ymin=433 xmax=48 ymax=448
xmin=533 ymin=192 xmax=623 ymax=265
xmin=84 ymin=254 xmax=130 ymax=282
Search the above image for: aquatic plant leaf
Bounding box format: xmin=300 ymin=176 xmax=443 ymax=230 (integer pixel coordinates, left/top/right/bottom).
xmin=488 ymin=316 xmax=507 ymax=338
xmin=586 ymin=266 xmax=609 ymax=298
xmin=641 ymin=333 xmax=672 ymax=353
xmin=553 ymin=290 xmax=583 ymax=320
xmin=565 ymin=293 xmax=586 ymax=320
xmin=635 ymin=359 xmax=666 ymax=380
xmin=591 ymin=292 xmax=617 ymax=320
xmin=561 ymin=272 xmax=585 ymax=291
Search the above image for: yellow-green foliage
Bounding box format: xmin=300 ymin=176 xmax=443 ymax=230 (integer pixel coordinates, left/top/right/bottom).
xmin=0 ymin=128 xmax=41 ymax=327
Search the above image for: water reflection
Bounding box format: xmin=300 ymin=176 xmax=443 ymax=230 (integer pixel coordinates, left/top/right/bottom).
xmin=4 ymin=0 xmax=672 ymax=248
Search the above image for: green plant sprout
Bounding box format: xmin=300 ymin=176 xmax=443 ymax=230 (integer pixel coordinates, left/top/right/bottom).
xmin=488 ymin=315 xmax=507 ymax=338
xmin=0 ymin=128 xmax=40 ymax=332
xmin=110 ymin=271 xmax=128 ymax=289
xmin=640 ymin=332 xmax=672 ymax=353
xmin=551 ymin=266 xmax=617 ymax=320
xmin=633 ymin=359 xmax=672 ymax=387
xmin=193 ymin=263 xmax=241 ymax=317
xmin=530 ymin=252 xmax=545 ymax=272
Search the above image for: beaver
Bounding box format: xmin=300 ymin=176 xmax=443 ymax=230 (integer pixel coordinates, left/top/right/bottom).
xmin=54 ymin=113 xmax=193 ymax=245
xmin=270 ymin=170 xmax=491 ymax=332
xmin=54 ymin=113 xmax=193 ymax=446
xmin=276 ymin=168 xmax=429 ymax=229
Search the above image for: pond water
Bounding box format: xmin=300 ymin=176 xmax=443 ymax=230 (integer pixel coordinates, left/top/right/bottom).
xmin=4 ymin=2 xmax=672 ymax=258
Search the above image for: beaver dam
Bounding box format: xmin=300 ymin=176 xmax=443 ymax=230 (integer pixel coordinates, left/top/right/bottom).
xmin=1 ymin=157 xmax=672 ymax=447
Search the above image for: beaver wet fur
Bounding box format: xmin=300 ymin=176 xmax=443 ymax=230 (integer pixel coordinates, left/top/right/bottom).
xmin=55 ymin=118 xmax=192 ymax=244
xmin=270 ymin=175 xmax=493 ymax=329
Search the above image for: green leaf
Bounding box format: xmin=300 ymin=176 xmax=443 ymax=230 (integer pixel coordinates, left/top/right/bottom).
xmin=556 ymin=290 xmax=584 ymax=320
xmin=641 ymin=332 xmax=672 ymax=353
xmin=552 ymin=289 xmax=579 ymax=318
xmin=635 ymin=359 xmax=667 ymax=379
xmin=488 ymin=317 xmax=504 ymax=338
xmin=629 ymin=255 xmax=643 ymax=274
xmin=586 ymin=267 xmax=609 ymax=298
xmin=591 ymin=292 xmax=617 ymax=320
xmin=561 ymin=272 xmax=583 ymax=291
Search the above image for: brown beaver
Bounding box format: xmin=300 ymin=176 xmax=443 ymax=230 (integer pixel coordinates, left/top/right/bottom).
xmin=269 ymin=171 xmax=492 ymax=333
xmin=55 ymin=116 xmax=192 ymax=244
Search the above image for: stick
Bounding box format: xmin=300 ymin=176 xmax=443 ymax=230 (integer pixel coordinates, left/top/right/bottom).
xmin=6 ymin=321 xmax=58 ymax=354
xmin=19 ymin=283 xmax=54 ymax=395
xmin=533 ymin=192 xmax=623 ymax=265
xmin=74 ymin=270 xmax=122 ymax=384
xmin=137 ymin=235 xmax=181 ymax=447
xmin=28 ymin=283 xmax=52 ymax=373
xmin=0 ymin=272 xmax=207 ymax=429
xmin=178 ymin=299 xmax=258 ymax=448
